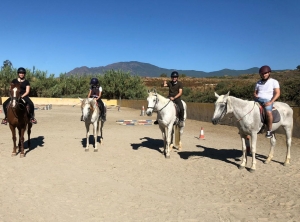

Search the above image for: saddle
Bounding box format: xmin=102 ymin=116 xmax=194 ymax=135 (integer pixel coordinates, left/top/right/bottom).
xmin=256 ymin=102 xmax=281 ymax=124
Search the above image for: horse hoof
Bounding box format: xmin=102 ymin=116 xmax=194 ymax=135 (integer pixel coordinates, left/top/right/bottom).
xmin=11 ymin=153 xmax=17 ymax=157
xmin=283 ymin=162 xmax=290 ymax=166
xmin=94 ymin=149 xmax=98 ymax=152
xmin=20 ymin=154 xmax=25 ymax=158
xmin=85 ymin=149 xmax=89 ymax=152
xmin=249 ymin=168 xmax=255 ymax=173
xmin=238 ymin=165 xmax=245 ymax=170
xmin=165 ymin=155 xmax=170 ymax=159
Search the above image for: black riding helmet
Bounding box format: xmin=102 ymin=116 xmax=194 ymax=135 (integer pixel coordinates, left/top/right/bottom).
xmin=171 ymin=71 xmax=179 ymax=78
xmin=90 ymin=77 xmax=99 ymax=85
xmin=17 ymin=67 xmax=26 ymax=74
xmin=259 ymin=65 xmax=271 ymax=74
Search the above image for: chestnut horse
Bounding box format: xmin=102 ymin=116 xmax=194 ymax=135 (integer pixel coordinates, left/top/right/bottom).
xmin=7 ymin=82 xmax=32 ymax=157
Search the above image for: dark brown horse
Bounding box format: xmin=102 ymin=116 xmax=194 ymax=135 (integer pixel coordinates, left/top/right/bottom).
xmin=7 ymin=82 xmax=32 ymax=157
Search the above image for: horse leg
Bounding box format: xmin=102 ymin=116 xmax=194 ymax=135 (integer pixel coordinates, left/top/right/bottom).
xmin=178 ymin=125 xmax=184 ymax=151
xmin=93 ymin=122 xmax=98 ymax=152
xmin=160 ymin=129 xmax=166 ymax=155
xmin=99 ymin=120 xmax=103 ymax=145
xmin=85 ymin=123 xmax=90 ymax=152
xmin=283 ymin=126 xmax=293 ymax=166
xmin=239 ymin=136 xmax=247 ymax=169
xmin=19 ymin=128 xmax=25 ymax=157
xmin=165 ymin=126 xmax=172 ymax=159
xmin=265 ymin=134 xmax=276 ymax=164
xmin=9 ymin=125 xmax=17 ymax=156
xmin=249 ymin=134 xmax=258 ymax=172
xmin=27 ymin=123 xmax=32 ymax=149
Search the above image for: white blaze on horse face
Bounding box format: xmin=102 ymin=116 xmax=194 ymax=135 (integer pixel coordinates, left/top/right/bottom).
xmin=146 ymin=93 xmax=156 ymax=116
xmin=212 ymin=95 xmax=227 ymax=124
xmin=12 ymin=87 xmax=17 ymax=107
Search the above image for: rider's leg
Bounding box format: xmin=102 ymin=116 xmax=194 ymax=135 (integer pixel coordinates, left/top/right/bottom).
xmin=23 ymin=96 xmax=37 ymax=124
xmin=264 ymin=102 xmax=273 ymax=138
xmin=1 ymin=98 xmax=10 ymax=125
xmin=99 ymin=99 xmax=106 ymax=121
xmin=174 ymin=98 xmax=184 ymax=127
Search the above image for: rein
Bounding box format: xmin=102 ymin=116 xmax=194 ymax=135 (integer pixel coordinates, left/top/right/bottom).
xmin=235 ymin=101 xmax=256 ymax=122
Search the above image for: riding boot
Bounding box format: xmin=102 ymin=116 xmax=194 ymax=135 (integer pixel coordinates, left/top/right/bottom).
xmin=80 ymin=115 xmax=84 ymax=121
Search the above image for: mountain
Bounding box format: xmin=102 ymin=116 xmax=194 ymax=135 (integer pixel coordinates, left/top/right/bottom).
xmin=67 ymin=61 xmax=261 ymax=77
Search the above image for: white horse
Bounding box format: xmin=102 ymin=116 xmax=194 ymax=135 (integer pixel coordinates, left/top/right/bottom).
xmin=146 ymin=89 xmax=187 ymax=158
xmin=212 ymin=92 xmax=293 ymax=172
xmin=79 ymin=98 xmax=105 ymax=151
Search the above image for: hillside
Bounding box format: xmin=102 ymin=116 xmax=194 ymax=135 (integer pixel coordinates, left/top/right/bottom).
xmin=67 ymin=61 xmax=277 ymax=78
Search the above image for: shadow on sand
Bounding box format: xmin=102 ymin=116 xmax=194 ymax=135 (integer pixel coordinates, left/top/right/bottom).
xmin=24 ymin=136 xmax=45 ymax=156
xmin=178 ymin=145 xmax=243 ymax=167
xmin=131 ymin=137 xmax=164 ymax=154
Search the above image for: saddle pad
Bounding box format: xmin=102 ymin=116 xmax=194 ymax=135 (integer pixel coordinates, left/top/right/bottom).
xmin=257 ymin=103 xmax=281 ymax=123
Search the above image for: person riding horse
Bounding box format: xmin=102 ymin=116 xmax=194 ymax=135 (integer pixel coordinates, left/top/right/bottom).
xmin=81 ymin=77 xmax=106 ymax=122
xmin=1 ymin=67 xmax=37 ymax=125
xmin=154 ymin=71 xmax=184 ymax=127
xmin=254 ymin=65 xmax=280 ymax=138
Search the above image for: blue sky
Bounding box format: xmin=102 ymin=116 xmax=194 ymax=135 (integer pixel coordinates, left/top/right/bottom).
xmin=1 ymin=0 xmax=300 ymax=76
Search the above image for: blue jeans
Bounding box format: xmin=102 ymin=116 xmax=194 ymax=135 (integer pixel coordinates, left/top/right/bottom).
xmin=255 ymin=98 xmax=273 ymax=111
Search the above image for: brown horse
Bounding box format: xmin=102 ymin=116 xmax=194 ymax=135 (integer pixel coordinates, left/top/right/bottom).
xmin=7 ymin=82 xmax=32 ymax=157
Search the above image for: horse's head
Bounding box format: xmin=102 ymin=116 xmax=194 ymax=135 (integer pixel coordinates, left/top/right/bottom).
xmin=146 ymin=89 xmax=158 ymax=116
xmin=212 ymin=91 xmax=230 ymax=125
xmin=79 ymin=98 xmax=96 ymax=120
xmin=9 ymin=83 xmax=22 ymax=108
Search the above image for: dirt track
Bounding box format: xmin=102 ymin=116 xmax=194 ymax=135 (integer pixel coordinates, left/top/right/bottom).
xmin=0 ymin=105 xmax=300 ymax=222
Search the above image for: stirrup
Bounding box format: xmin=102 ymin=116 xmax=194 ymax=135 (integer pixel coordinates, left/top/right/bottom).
xmin=1 ymin=118 xmax=7 ymax=125
xmin=153 ymin=120 xmax=158 ymax=125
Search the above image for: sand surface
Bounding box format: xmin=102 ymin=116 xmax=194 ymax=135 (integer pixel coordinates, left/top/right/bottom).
xmin=0 ymin=105 xmax=300 ymax=222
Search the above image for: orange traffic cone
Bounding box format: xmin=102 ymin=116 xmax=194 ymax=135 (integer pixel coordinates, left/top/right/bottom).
xmin=140 ymin=106 xmax=145 ymax=116
xmin=199 ymin=127 xmax=205 ymax=139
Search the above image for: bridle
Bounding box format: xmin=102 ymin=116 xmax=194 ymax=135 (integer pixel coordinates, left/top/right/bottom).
xmin=216 ymin=99 xmax=256 ymax=123
xmin=147 ymin=94 xmax=171 ymax=112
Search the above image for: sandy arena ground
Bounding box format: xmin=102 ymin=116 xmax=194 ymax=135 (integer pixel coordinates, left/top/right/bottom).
xmin=0 ymin=105 xmax=300 ymax=222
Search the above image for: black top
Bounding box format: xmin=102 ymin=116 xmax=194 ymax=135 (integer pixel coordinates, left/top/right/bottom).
xmin=11 ymin=79 xmax=30 ymax=95
xmin=167 ymin=81 xmax=183 ymax=98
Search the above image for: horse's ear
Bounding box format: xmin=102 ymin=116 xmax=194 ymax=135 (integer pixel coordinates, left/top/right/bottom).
xmin=226 ymin=91 xmax=230 ymax=96
xmin=153 ymin=88 xmax=157 ymax=93
xmin=214 ymin=92 xmax=219 ymax=98
xmin=147 ymin=89 xmax=150 ymax=93
xmin=78 ymin=97 xmax=83 ymax=101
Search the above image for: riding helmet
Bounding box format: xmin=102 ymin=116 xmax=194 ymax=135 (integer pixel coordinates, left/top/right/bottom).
xmin=170 ymin=71 xmax=179 ymax=78
xmin=259 ymin=65 xmax=271 ymax=74
xmin=17 ymin=67 xmax=26 ymax=74
xmin=90 ymin=77 xmax=99 ymax=85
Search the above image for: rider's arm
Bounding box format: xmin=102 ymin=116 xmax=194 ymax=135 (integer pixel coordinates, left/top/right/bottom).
xmin=270 ymin=88 xmax=280 ymax=103
xmin=253 ymin=89 xmax=258 ymax=99
xmin=162 ymin=80 xmax=168 ymax=87
xmin=21 ymin=85 xmax=30 ymax=98
xmin=174 ymin=88 xmax=183 ymax=99
xmin=87 ymin=89 xmax=92 ymax=98
xmin=96 ymin=91 xmax=102 ymax=100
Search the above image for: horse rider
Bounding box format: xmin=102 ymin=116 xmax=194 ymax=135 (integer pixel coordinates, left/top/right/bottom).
xmin=154 ymin=71 xmax=184 ymax=127
xmin=81 ymin=77 xmax=106 ymax=122
xmin=1 ymin=67 xmax=37 ymax=125
xmin=254 ymin=65 xmax=280 ymax=138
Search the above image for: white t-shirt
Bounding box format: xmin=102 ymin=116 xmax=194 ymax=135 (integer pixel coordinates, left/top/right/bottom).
xmin=255 ymin=78 xmax=280 ymax=100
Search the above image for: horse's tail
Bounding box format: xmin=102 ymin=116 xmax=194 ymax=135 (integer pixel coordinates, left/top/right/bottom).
xmin=174 ymin=125 xmax=180 ymax=146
